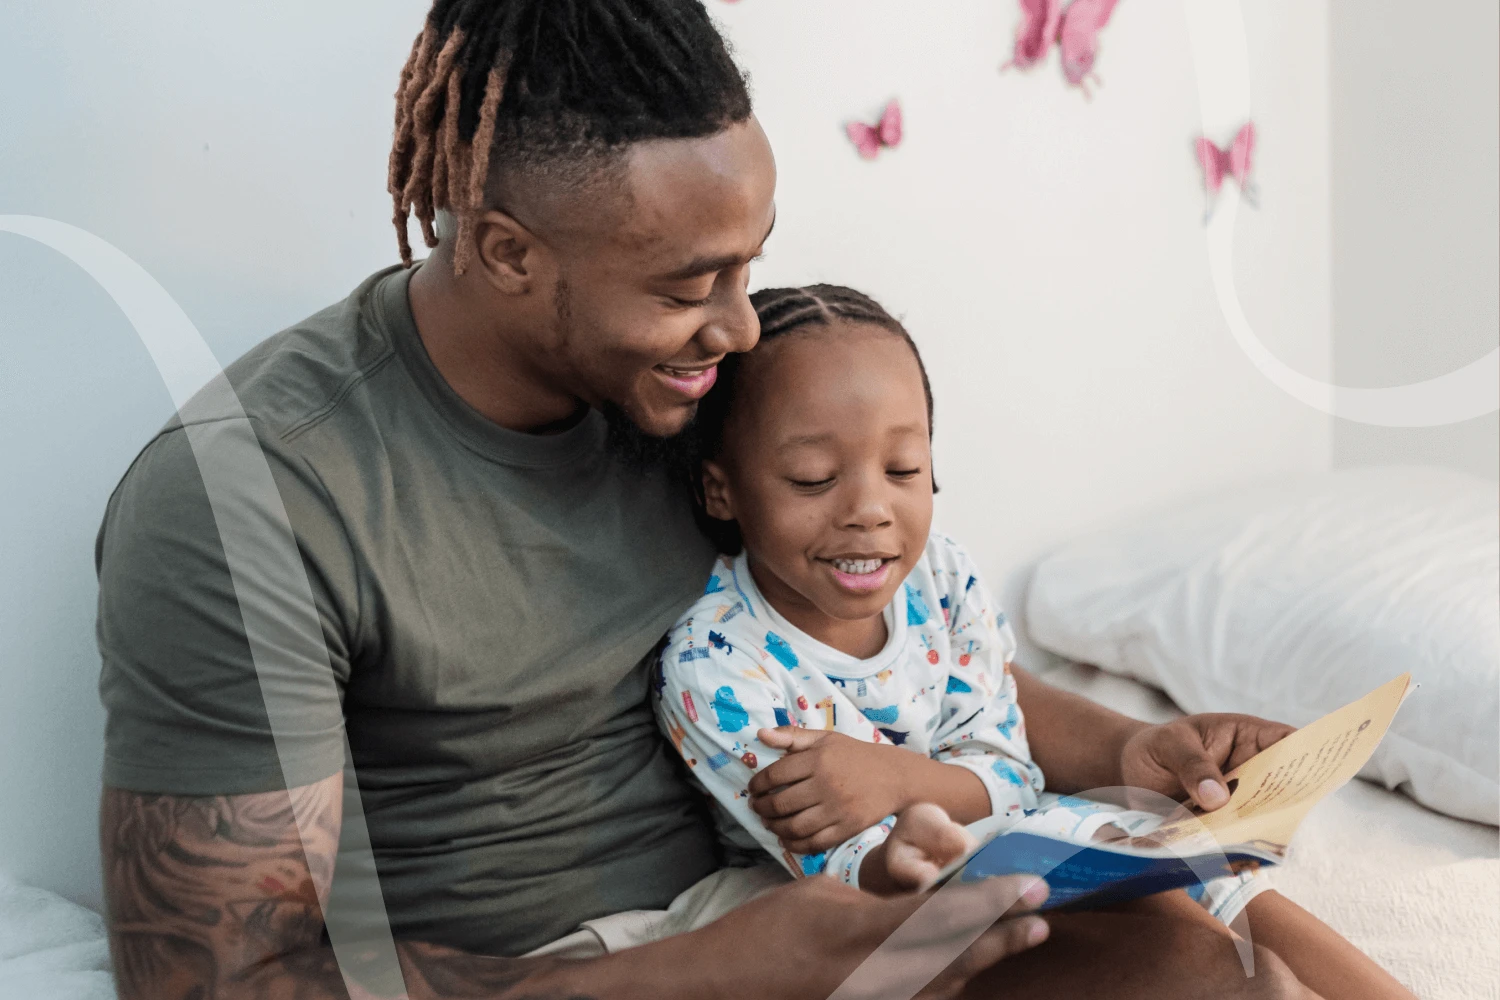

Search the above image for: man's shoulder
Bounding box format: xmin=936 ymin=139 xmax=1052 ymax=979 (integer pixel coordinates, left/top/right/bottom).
xmin=99 ymin=269 xmax=409 ymax=552
xmin=179 ymin=266 xmax=405 ymax=446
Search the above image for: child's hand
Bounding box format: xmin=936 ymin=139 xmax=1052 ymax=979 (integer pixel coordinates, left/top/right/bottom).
xmin=1118 ymin=713 xmax=1295 ymax=812
xmin=748 ymin=728 xmax=915 ymax=854
xmin=869 ymin=803 xmax=979 ymax=894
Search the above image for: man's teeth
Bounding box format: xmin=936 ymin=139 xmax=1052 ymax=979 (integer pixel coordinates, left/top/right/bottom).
xmin=832 ymin=558 xmax=884 ymax=575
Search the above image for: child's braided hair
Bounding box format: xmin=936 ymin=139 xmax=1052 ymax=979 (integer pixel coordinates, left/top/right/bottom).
xmin=692 ymin=284 xmax=938 ymax=554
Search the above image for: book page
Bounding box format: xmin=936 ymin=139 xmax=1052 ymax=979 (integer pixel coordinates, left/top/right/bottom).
xmin=1150 ymin=673 xmax=1411 ymax=854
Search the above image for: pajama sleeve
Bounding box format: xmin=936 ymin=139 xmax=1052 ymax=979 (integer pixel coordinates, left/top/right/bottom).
xmin=928 ymin=544 xmax=1046 ymax=822
xmin=655 ymin=636 xmax=895 ymax=888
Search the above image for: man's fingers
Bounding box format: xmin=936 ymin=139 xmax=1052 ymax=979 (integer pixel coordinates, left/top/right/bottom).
xmin=756 ymin=726 xmax=829 ymax=752
xmin=747 ymin=751 xmax=816 ymax=797
xmin=1222 ymin=718 xmax=1296 ymax=773
xmin=937 ymin=913 xmax=1050 ymax=986
xmin=885 ymin=874 xmax=1049 ymax=948
xmin=1157 ymin=724 xmax=1232 ymax=810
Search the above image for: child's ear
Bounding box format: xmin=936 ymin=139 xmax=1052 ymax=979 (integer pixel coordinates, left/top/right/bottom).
xmin=700 ymin=460 xmax=735 ymax=522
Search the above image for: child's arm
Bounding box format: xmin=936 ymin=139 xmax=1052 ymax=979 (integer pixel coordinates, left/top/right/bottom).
xmin=921 ymin=545 xmax=1046 ymax=824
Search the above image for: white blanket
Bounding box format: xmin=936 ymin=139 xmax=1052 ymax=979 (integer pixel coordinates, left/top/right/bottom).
xmin=0 ymin=872 xmax=114 ymax=1000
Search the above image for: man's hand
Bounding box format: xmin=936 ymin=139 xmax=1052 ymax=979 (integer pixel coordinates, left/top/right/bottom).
xmin=750 ymin=728 xmax=917 ymax=853
xmin=1118 ymin=713 xmax=1295 ymax=811
xmin=678 ymin=872 xmax=1051 ymax=1000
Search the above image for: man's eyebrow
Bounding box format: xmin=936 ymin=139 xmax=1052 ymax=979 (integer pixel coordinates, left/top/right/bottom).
xmin=656 ymin=213 xmax=777 ymax=282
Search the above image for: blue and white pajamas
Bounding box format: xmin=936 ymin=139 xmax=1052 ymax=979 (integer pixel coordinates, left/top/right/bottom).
xmin=654 ymin=532 xmax=1266 ymax=922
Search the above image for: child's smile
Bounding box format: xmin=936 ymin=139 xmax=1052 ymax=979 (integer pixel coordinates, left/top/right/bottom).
xmin=821 ymin=553 xmax=898 ymax=594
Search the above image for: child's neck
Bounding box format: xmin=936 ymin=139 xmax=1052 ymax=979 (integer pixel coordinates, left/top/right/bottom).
xmin=746 ymin=554 xmax=889 ymax=660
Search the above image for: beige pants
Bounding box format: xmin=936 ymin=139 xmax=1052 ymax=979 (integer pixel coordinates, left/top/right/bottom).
xmin=524 ymin=865 xmax=792 ymax=960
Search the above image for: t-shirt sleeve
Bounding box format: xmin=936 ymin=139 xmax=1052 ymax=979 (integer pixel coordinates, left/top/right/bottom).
xmin=96 ymin=417 xmax=354 ymax=795
xmin=927 ymin=536 xmax=1044 ymax=822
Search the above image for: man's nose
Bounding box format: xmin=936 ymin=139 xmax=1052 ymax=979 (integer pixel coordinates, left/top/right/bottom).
xmin=699 ymin=272 xmax=760 ymax=357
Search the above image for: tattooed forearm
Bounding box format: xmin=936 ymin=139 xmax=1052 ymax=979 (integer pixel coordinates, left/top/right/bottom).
xmin=100 ymin=778 xmax=594 ymax=1000
xmin=101 ymin=776 xmax=341 ymax=999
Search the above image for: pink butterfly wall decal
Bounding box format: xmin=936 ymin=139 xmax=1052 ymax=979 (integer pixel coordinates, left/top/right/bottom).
xmin=1003 ymin=0 xmax=1121 ymax=97
xmin=846 ymin=99 xmax=903 ymax=160
xmin=1195 ymin=122 xmax=1258 ymax=216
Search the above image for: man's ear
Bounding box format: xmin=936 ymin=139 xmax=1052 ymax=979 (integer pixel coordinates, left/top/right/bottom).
xmin=471 ymin=208 xmax=548 ymax=295
xmin=700 ymin=460 xmax=735 ymax=522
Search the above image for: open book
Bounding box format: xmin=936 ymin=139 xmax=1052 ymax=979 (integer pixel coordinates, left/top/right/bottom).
xmin=938 ymin=674 xmax=1412 ymax=911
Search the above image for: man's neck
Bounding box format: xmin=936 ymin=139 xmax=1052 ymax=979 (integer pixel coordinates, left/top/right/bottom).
xmin=406 ymin=256 xmax=585 ymax=434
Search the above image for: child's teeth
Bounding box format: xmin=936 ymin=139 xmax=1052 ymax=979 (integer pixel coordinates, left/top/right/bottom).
xmin=833 ymin=558 xmax=882 ymax=575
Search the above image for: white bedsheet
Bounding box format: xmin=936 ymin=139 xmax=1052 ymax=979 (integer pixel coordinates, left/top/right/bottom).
xmin=0 ymin=872 xmax=113 ymax=1000
xmin=1037 ymin=661 xmax=1500 ymax=1000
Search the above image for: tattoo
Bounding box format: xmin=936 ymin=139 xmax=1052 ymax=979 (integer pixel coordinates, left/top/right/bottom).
xmin=100 ymin=777 xmax=596 ymax=1000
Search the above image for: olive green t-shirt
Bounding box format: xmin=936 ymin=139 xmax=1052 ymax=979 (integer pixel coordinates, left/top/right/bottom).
xmin=95 ymin=264 xmax=719 ymax=956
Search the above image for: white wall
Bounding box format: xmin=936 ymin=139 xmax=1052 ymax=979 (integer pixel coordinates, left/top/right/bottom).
xmin=713 ymin=0 xmax=1333 ymax=627
xmin=0 ymin=0 xmax=1332 ymax=907
xmin=1328 ymin=0 xmax=1499 ymax=481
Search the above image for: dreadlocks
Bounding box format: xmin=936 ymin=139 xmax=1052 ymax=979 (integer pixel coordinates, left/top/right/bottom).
xmin=691 ymin=285 xmax=939 ymax=553
xmin=388 ymin=0 xmax=753 ymax=276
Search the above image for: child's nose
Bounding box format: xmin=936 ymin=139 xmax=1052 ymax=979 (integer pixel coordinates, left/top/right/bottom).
xmin=839 ymin=475 xmax=895 ymax=530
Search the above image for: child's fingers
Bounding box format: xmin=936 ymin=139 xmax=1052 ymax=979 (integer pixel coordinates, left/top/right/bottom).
xmin=749 ymin=778 xmax=822 ymax=819
xmin=766 ymin=803 xmax=835 ymax=841
xmin=748 ymin=750 xmax=818 ymax=797
xmin=779 ymin=821 xmax=849 ymax=856
xmin=757 ymin=726 xmax=830 ymax=752
xmin=883 ymin=839 xmax=943 ymax=892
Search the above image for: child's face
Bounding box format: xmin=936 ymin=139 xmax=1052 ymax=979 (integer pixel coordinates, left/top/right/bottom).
xmin=703 ymin=321 xmax=934 ymax=629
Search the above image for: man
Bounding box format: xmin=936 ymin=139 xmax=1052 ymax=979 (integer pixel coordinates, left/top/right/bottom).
xmin=96 ymin=2 xmax=1308 ymax=998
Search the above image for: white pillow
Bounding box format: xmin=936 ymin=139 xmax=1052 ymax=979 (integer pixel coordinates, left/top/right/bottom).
xmin=1025 ymin=467 xmax=1500 ymax=826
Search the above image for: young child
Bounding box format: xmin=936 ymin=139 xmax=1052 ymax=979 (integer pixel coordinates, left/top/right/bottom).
xmin=654 ymin=284 xmax=1415 ymax=999
xmin=654 ymin=284 xmax=1193 ymax=893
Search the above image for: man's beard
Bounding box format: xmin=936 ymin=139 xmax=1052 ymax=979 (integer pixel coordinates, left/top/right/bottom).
xmin=602 ymin=401 xmax=699 ymax=483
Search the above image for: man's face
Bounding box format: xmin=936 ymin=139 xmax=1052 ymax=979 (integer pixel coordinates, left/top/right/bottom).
xmin=542 ymin=117 xmax=777 ymax=439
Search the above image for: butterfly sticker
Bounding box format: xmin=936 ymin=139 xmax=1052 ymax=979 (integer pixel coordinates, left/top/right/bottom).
xmin=1003 ymin=0 xmax=1121 ymax=97
xmin=1195 ymin=122 xmax=1258 ymax=217
xmin=846 ymin=99 xmax=902 ymax=160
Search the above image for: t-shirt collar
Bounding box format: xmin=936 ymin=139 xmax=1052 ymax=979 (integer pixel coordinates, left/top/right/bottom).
xmin=376 ymin=263 xmax=607 ymax=470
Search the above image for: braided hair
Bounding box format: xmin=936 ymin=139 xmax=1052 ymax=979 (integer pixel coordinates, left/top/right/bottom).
xmin=693 ymin=284 xmax=938 ymax=553
xmin=388 ymin=0 xmax=752 ymax=275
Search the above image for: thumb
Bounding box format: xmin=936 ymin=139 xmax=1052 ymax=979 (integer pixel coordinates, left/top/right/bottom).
xmin=758 ymin=726 xmax=830 ymax=752
xmin=1158 ymin=727 xmax=1232 ymax=811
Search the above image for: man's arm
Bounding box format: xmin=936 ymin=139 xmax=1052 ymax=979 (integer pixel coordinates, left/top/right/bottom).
xmin=101 ymin=776 xmax=1049 ymax=1000
xmin=100 ymin=775 xmax=621 ymax=1000
xmin=1009 ymin=666 xmax=1146 ymax=793
xmin=1011 ymin=667 xmax=1295 ymax=811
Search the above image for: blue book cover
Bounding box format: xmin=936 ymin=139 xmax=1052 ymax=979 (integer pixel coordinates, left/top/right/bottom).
xmin=951 ymin=831 xmax=1279 ymax=911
